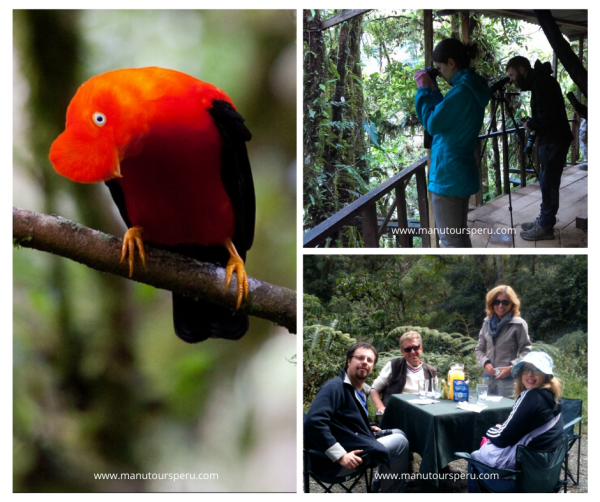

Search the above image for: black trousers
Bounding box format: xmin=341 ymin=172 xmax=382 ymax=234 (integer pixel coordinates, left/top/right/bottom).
xmin=537 ymin=140 xmax=571 ymax=229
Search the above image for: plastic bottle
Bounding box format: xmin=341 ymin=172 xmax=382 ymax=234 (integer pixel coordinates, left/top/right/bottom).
xmin=448 ymin=363 xmax=465 ymax=401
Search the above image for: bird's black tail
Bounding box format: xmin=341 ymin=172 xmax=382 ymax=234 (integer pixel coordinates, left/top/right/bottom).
xmin=172 ymin=293 xmax=249 ymax=343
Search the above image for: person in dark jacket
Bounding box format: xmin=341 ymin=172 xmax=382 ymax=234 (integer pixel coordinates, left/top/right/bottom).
xmin=468 ymin=351 xmax=564 ymax=492
xmin=414 ymin=38 xmax=491 ymax=247
xmin=304 ymin=342 xmax=409 ymax=492
xmin=506 ymin=56 xmax=574 ymax=241
xmin=371 ymin=331 xmax=437 ymax=415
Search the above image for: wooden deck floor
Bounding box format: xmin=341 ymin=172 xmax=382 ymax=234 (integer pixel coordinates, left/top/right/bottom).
xmin=467 ymin=165 xmax=587 ymax=248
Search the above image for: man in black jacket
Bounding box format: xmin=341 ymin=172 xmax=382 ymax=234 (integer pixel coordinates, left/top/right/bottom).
xmin=506 ymin=56 xmax=573 ymax=241
xmin=304 ymin=342 xmax=409 ymax=492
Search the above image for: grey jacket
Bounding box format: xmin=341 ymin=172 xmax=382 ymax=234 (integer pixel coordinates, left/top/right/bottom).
xmin=475 ymin=316 xmax=532 ymax=370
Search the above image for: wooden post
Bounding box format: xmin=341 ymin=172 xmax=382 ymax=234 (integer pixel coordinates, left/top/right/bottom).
xmin=461 ymin=11 xmax=482 ymax=206
xmin=577 ymin=34 xmax=584 ymax=103
xmin=416 ymin=167 xmax=431 ymax=248
xmin=461 ymin=11 xmax=472 ymax=43
xmin=474 ymin=137 xmax=484 ymax=205
xmin=518 ymin=140 xmax=526 ymax=186
xmin=571 ymin=113 xmax=579 ymax=166
xmin=395 ymin=184 xmax=412 ymax=248
xmin=480 ymin=140 xmax=489 ymax=199
xmin=570 ymin=34 xmax=585 ymax=165
xmin=362 ymin=204 xmax=379 ymax=247
xmin=423 ymin=9 xmax=437 ymax=247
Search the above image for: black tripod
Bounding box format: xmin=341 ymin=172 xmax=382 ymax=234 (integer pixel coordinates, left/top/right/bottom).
xmin=479 ymin=81 xmax=537 ymax=248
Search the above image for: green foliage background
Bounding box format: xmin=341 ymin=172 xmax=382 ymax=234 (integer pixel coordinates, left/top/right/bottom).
xmin=303 ymin=10 xmax=587 ymax=243
xmin=303 ymin=255 xmax=587 ymax=428
xmin=13 ymin=9 xmax=296 ymax=492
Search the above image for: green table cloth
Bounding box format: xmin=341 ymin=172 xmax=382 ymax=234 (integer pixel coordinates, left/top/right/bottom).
xmin=380 ymin=393 xmax=514 ymax=484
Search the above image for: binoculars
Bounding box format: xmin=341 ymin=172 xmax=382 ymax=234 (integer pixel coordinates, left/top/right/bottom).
xmin=426 ymin=66 xmax=440 ymax=80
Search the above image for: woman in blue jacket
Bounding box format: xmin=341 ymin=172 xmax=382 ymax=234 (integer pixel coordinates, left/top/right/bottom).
xmin=414 ymin=39 xmax=491 ymax=247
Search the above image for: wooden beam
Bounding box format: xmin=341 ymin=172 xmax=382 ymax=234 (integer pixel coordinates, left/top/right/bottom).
xmin=462 ymin=11 xmax=482 ymax=206
xmin=362 ymin=204 xmax=379 ymax=247
xmin=395 ymin=185 xmax=412 ymax=248
xmin=534 ymin=9 xmax=587 ymax=98
xmin=577 ymin=34 xmax=584 ymax=103
xmin=416 ymin=168 xmax=432 ymax=248
xmin=378 ymin=197 xmax=397 ymax=239
xmin=423 ymin=9 xmax=437 ymax=247
xmin=478 ymin=10 xmax=587 ymax=34
xmin=321 ymin=9 xmax=372 ymax=30
xmin=461 ymin=10 xmax=472 ymax=43
xmin=424 ymin=10 xmax=433 ymax=67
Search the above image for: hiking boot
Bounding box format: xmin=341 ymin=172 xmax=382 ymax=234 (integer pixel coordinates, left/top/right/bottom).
xmin=521 ymin=218 xmax=539 ymax=232
xmin=520 ymin=222 xmax=554 ymax=241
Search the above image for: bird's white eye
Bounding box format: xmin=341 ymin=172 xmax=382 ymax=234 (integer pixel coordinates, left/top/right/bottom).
xmin=93 ymin=112 xmax=106 ymax=127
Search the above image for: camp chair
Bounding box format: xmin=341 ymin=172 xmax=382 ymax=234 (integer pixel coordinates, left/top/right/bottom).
xmin=455 ymin=435 xmax=568 ymax=493
xmin=561 ymin=397 xmax=583 ymax=485
xmin=303 ymin=448 xmax=374 ymax=493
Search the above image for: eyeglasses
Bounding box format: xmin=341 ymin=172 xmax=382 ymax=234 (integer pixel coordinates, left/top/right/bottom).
xmin=402 ymin=345 xmax=421 ymax=353
xmin=521 ymin=367 xmax=543 ymax=376
xmin=352 ymin=355 xmax=375 ymax=364
xmin=493 ymin=299 xmax=511 ymax=307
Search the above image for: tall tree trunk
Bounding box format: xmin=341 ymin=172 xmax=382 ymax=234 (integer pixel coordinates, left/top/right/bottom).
xmin=303 ymin=9 xmax=327 ymax=230
xmin=337 ymin=15 xmax=366 ymax=204
xmin=322 ymin=19 xmax=351 ymax=229
xmin=321 ymin=14 xmax=366 ymax=245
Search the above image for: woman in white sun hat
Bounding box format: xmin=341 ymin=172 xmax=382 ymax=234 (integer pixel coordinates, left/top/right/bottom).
xmin=468 ymin=351 xmax=564 ymax=492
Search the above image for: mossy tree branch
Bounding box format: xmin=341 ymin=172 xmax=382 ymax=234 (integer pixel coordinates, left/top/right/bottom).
xmin=13 ymin=207 xmax=297 ymax=334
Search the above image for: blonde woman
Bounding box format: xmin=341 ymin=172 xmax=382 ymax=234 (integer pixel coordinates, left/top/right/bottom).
xmin=468 ymin=352 xmax=564 ymax=492
xmin=475 ymin=285 xmax=532 ymax=397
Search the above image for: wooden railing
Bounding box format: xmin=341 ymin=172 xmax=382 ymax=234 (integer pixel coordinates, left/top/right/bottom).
xmin=303 ymin=117 xmax=580 ymax=248
xmin=303 ymin=156 xmax=430 ymax=248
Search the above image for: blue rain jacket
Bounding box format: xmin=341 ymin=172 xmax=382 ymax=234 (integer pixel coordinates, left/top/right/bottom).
xmin=415 ymin=68 xmax=491 ymax=196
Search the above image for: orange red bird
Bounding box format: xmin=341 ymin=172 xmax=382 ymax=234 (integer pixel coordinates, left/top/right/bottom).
xmin=49 ymin=67 xmax=255 ymax=343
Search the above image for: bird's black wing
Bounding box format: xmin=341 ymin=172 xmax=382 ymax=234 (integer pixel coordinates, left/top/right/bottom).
xmin=105 ymin=178 xmax=132 ymax=228
xmin=208 ymin=99 xmax=255 ymax=261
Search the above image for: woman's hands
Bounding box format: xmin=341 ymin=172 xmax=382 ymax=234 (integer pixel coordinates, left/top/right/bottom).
xmin=484 ymin=362 xmax=512 ymax=379
xmin=495 ymin=366 xmax=512 ymax=379
xmin=414 ymin=69 xmax=439 ymax=90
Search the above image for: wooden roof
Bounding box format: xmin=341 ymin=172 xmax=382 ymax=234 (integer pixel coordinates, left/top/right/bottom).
xmin=438 ymin=9 xmax=587 ymax=39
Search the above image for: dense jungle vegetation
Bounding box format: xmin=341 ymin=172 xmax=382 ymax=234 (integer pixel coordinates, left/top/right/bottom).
xmin=303 ymin=255 xmax=588 ymax=428
xmin=303 ymin=10 xmax=587 ymax=246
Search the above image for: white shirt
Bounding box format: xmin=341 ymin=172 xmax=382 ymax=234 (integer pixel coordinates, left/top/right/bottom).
xmin=371 ymin=359 xmax=424 ymax=395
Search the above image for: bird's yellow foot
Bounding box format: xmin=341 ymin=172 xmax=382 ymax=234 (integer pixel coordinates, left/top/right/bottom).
xmin=120 ymin=226 xmax=145 ymax=277
xmin=224 ymin=238 xmax=249 ymax=309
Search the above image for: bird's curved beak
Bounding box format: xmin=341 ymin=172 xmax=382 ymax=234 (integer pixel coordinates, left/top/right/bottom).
xmin=49 ymin=129 xmax=122 ymax=184
xmin=112 ymin=161 xmax=123 ymax=178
